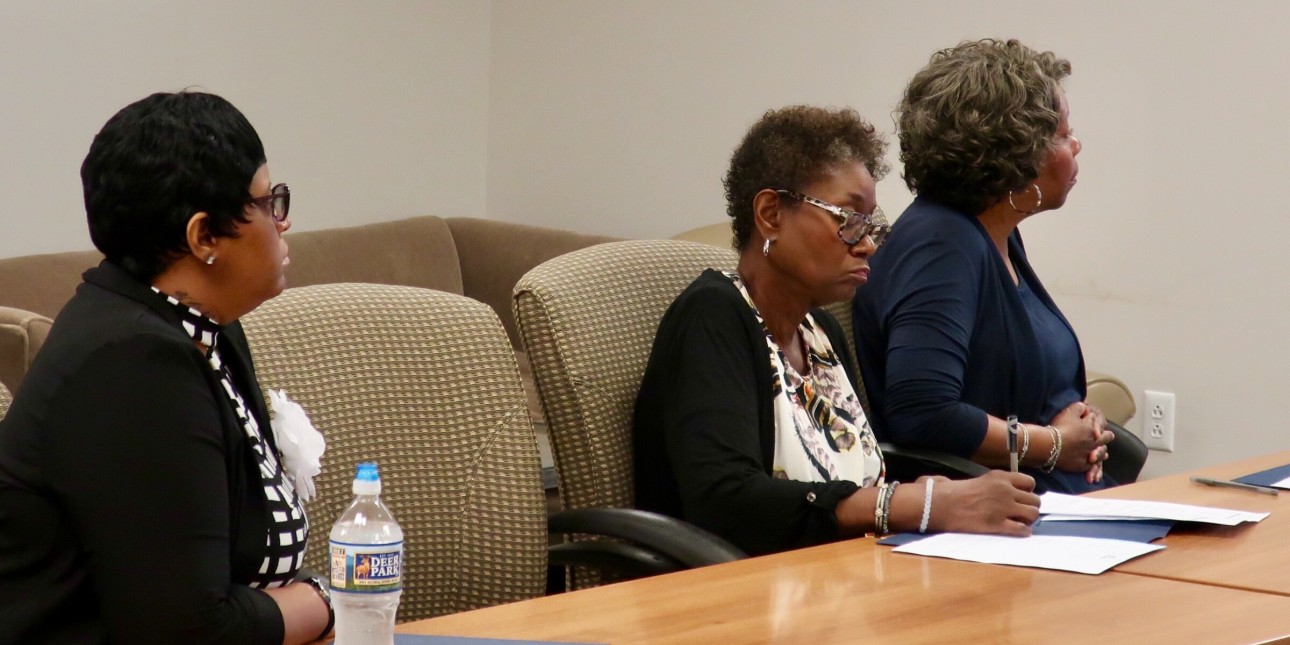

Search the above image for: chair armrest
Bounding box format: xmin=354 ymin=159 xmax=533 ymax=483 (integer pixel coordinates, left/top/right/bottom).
xmin=0 ymin=305 xmax=53 ymax=395
xmin=549 ymin=507 xmax=746 ymax=569
xmin=1103 ymin=420 xmax=1148 ymax=484
xmin=547 ymin=540 xmax=682 ymax=579
xmin=879 ymin=442 xmax=990 ymax=481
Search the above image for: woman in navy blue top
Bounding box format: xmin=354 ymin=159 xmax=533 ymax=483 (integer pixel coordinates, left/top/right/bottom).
xmin=852 ymin=39 xmax=1114 ymax=494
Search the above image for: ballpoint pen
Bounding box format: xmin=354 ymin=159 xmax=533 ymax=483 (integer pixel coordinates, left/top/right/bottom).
xmin=1007 ymin=415 xmax=1019 ymax=473
xmin=1189 ymin=476 xmax=1280 ymax=496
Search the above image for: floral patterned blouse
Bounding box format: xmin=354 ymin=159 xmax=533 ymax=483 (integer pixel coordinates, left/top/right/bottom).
xmin=726 ymin=272 xmax=884 ymax=488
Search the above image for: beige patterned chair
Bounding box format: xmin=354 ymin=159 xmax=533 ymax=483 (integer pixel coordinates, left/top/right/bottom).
xmin=242 ymin=283 xmax=547 ymax=621
xmin=514 ymin=240 xmax=747 ymax=587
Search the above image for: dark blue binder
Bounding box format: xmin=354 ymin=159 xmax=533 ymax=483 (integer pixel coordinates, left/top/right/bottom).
xmin=1234 ymin=463 xmax=1290 ymax=489
xmin=877 ymin=517 xmax=1174 ymax=547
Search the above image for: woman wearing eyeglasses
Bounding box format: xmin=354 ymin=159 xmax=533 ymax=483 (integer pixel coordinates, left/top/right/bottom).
xmin=0 ymin=92 xmax=332 ymax=644
xmin=852 ymin=39 xmax=1113 ymax=495
xmin=633 ymin=106 xmax=1040 ymax=556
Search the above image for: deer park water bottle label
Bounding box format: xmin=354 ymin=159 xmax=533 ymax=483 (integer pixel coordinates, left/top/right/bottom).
xmin=329 ymin=540 xmax=403 ymax=593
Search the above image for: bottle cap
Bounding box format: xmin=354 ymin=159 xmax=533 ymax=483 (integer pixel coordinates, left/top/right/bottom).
xmin=353 ymin=461 xmax=382 ymax=495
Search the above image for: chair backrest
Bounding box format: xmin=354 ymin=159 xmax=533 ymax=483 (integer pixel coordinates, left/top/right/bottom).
xmin=670 ymin=222 xmax=735 ymax=250
xmin=242 ymin=283 xmax=546 ymax=621
xmin=0 ymin=381 xmax=11 ymax=419
xmin=513 ymin=240 xmax=738 ymax=513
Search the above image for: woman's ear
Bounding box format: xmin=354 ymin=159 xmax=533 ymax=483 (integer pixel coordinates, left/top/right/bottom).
xmin=751 ymin=189 xmax=785 ymax=244
xmin=185 ymin=212 xmax=218 ymax=265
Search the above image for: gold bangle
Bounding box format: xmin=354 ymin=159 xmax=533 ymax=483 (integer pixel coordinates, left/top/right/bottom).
xmin=1019 ymin=424 xmax=1032 ymax=464
xmin=1041 ymin=425 xmax=1062 ymax=473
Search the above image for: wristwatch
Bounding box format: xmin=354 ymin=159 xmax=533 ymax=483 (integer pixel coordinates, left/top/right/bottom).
xmin=301 ymin=573 xmax=335 ymax=640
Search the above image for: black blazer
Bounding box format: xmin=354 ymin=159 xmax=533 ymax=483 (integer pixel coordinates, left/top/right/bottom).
xmin=0 ymin=261 xmax=285 ymax=644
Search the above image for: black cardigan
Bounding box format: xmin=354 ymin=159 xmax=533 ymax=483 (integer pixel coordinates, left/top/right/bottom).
xmin=633 ymin=269 xmax=863 ymax=556
xmin=0 ymin=261 xmax=285 ymax=644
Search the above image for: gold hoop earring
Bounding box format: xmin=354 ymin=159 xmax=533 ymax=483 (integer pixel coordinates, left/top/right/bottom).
xmin=1008 ymin=183 xmax=1043 ymax=214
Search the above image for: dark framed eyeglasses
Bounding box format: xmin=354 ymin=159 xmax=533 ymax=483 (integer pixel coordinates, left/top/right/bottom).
xmin=247 ymin=183 xmax=291 ymax=222
xmin=776 ymin=189 xmax=890 ymax=248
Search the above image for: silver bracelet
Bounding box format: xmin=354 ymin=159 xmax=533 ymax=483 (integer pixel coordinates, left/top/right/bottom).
xmin=918 ymin=478 xmax=935 ymax=533
xmin=873 ymin=482 xmax=889 ymax=534
xmin=1041 ymin=425 xmax=1062 ymax=473
xmin=874 ymin=481 xmax=899 ymax=535
xmin=880 ymin=481 xmax=899 ymax=535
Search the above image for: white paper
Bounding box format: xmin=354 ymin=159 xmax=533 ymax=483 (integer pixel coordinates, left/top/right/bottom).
xmin=1270 ymin=475 xmax=1290 ymax=490
xmin=1039 ymin=492 xmax=1268 ymax=526
xmin=892 ymin=533 xmax=1164 ymax=575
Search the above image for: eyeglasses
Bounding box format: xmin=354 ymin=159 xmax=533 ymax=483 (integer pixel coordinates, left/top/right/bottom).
xmin=776 ymin=190 xmax=890 ymax=248
xmin=247 ymin=183 xmax=291 ymax=222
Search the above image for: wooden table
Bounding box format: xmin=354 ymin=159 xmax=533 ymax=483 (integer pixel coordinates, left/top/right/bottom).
xmin=399 ymin=536 xmax=1290 ymax=644
xmin=1096 ymin=449 xmax=1290 ymax=596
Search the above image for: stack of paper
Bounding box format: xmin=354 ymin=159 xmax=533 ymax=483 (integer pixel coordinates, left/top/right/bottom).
xmin=890 ymin=492 xmax=1267 ymax=575
xmin=1037 ymin=492 xmax=1269 ymax=525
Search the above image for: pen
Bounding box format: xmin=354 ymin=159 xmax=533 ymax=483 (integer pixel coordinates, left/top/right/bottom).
xmin=1007 ymin=415 xmax=1019 ymax=473
xmin=1189 ymin=476 xmax=1280 ymax=496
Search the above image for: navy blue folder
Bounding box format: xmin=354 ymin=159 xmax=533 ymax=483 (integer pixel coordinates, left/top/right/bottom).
xmin=1234 ymin=463 xmax=1290 ymax=489
xmin=877 ymin=517 xmax=1174 ymax=547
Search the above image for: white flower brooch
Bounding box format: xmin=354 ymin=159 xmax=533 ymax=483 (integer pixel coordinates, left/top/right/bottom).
xmin=268 ymin=389 xmax=326 ymax=502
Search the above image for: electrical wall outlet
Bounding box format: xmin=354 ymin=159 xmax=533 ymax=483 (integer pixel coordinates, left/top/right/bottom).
xmin=1143 ymin=390 xmax=1176 ymax=452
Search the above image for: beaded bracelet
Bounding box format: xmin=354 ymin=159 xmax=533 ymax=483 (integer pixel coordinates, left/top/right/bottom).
xmin=918 ymin=478 xmax=935 ymax=534
xmin=1041 ymin=425 xmax=1062 ymax=473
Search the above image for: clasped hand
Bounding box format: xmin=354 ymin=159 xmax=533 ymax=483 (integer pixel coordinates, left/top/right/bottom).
xmin=1050 ymin=401 xmax=1114 ymax=484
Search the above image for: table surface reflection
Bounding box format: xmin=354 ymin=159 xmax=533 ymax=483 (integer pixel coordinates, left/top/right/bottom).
xmin=1096 ymin=449 xmax=1290 ymax=596
xmin=399 ymin=534 xmax=1290 ymax=644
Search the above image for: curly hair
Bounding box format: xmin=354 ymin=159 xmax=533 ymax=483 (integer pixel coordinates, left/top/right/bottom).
xmin=724 ymin=106 xmax=888 ymax=250
xmin=897 ymin=38 xmax=1071 ymax=216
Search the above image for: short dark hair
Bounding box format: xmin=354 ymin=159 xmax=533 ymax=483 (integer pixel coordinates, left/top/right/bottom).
xmin=81 ymin=91 xmax=267 ymax=280
xmin=897 ymin=38 xmax=1071 ymax=216
xmin=724 ymin=106 xmax=888 ymax=250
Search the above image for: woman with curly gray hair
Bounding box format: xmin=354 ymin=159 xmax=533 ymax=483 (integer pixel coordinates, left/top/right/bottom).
xmin=633 ymin=105 xmax=1041 ymax=556
xmin=852 ymin=39 xmax=1114 ymax=494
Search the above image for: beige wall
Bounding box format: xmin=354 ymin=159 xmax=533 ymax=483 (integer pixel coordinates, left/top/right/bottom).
xmin=4 ymin=1 xmax=1287 ymax=478
xmin=486 ymin=0 xmax=1290 ymax=478
xmin=0 ymin=1 xmax=490 ymax=257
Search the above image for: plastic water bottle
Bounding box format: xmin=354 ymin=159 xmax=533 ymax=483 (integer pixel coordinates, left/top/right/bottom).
xmin=329 ymin=462 xmax=404 ymax=645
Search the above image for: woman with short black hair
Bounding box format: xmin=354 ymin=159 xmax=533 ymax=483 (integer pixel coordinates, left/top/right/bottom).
xmin=0 ymin=91 xmax=331 ymax=644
